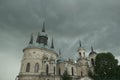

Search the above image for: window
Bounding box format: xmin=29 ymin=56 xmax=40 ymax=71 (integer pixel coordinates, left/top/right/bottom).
xmin=46 ymin=64 xmax=49 ymax=75
xmin=91 ymin=58 xmax=94 ymax=66
xmin=81 ymin=71 xmax=83 ymax=76
xmin=54 ymin=66 xmax=55 ymax=75
xmin=26 ymin=63 xmax=30 ymax=72
xmin=59 ymin=68 xmax=61 ymax=75
xmin=34 ymin=63 xmax=39 ymax=73
xmin=71 ymin=67 xmax=74 ymax=76
xmin=83 ymin=52 xmax=85 ymax=56
xmin=66 ymin=68 xmax=68 ymax=73
xmin=79 ymin=52 xmax=81 ymax=56
xmin=33 ymin=51 xmax=36 ymax=54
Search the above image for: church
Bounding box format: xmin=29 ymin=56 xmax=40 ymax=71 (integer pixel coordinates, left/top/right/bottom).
xmin=16 ymin=22 xmax=97 ymax=80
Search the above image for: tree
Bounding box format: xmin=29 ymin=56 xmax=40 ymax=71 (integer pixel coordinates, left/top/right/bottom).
xmin=92 ymin=52 xmax=119 ymax=80
xmin=62 ymin=70 xmax=72 ymax=80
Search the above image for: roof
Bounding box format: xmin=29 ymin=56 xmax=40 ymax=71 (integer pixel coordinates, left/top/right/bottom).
xmin=23 ymin=46 xmax=58 ymax=57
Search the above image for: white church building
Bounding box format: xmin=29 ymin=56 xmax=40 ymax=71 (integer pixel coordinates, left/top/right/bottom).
xmin=16 ymin=22 xmax=97 ymax=80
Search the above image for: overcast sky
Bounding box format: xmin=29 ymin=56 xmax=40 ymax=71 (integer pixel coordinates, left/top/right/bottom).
xmin=0 ymin=0 xmax=120 ymax=80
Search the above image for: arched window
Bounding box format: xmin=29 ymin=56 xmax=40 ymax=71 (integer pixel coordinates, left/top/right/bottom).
xmin=83 ymin=52 xmax=85 ymax=57
xmin=34 ymin=63 xmax=39 ymax=73
xmin=59 ymin=68 xmax=61 ymax=75
xmin=81 ymin=71 xmax=83 ymax=77
xmin=46 ymin=64 xmax=49 ymax=75
xmin=66 ymin=68 xmax=68 ymax=72
xmin=54 ymin=66 xmax=55 ymax=75
xmin=26 ymin=63 xmax=30 ymax=72
xmin=71 ymin=67 xmax=74 ymax=76
xmin=79 ymin=52 xmax=81 ymax=56
xmin=91 ymin=58 xmax=94 ymax=66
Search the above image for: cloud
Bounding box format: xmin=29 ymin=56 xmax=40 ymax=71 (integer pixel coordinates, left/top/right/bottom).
xmin=0 ymin=0 xmax=120 ymax=80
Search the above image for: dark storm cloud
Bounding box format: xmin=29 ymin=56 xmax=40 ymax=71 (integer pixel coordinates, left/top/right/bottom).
xmin=0 ymin=0 xmax=120 ymax=80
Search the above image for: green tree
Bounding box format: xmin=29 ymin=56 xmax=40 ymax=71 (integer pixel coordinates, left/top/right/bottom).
xmin=62 ymin=70 xmax=72 ymax=80
xmin=90 ymin=52 xmax=119 ymax=80
xmin=115 ymin=65 xmax=120 ymax=79
xmin=95 ymin=52 xmax=118 ymax=76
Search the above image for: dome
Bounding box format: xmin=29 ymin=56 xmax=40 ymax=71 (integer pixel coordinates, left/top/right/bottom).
xmin=89 ymin=51 xmax=96 ymax=56
xmin=57 ymin=57 xmax=65 ymax=63
xmin=89 ymin=46 xmax=97 ymax=56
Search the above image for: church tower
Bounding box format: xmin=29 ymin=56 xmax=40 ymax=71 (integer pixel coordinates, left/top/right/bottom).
xmin=36 ymin=21 xmax=48 ymax=47
xmin=89 ymin=46 xmax=97 ymax=67
xmin=88 ymin=46 xmax=97 ymax=74
xmin=77 ymin=40 xmax=89 ymax=77
xmin=17 ymin=23 xmax=59 ymax=80
xmin=77 ymin=40 xmax=86 ymax=59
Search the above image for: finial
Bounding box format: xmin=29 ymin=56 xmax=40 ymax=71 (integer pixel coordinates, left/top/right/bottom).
xmin=42 ymin=21 xmax=45 ymax=32
xmin=91 ymin=46 xmax=94 ymax=52
xmin=36 ymin=32 xmax=40 ymax=43
xmin=79 ymin=40 xmax=82 ymax=47
xmin=69 ymin=57 xmax=70 ymax=61
xmin=51 ymin=36 xmax=54 ymax=49
xmin=29 ymin=33 xmax=33 ymax=44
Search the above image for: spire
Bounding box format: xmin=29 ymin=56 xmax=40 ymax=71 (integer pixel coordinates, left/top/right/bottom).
xmin=51 ymin=37 xmax=54 ymax=49
xmin=91 ymin=46 xmax=94 ymax=52
xmin=79 ymin=40 xmax=82 ymax=47
xmin=36 ymin=32 xmax=39 ymax=43
xmin=29 ymin=33 xmax=33 ymax=44
xmin=42 ymin=21 xmax=45 ymax=32
xmin=59 ymin=49 xmax=61 ymax=56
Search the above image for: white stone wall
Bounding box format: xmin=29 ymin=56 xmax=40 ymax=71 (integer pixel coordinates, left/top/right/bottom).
xmin=66 ymin=63 xmax=76 ymax=76
xmin=19 ymin=47 xmax=58 ymax=80
xmin=77 ymin=58 xmax=89 ymax=77
xmin=18 ymin=46 xmax=95 ymax=80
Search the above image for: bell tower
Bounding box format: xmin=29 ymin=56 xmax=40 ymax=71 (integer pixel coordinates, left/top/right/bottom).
xmin=89 ymin=46 xmax=97 ymax=67
xmin=77 ymin=40 xmax=86 ymax=59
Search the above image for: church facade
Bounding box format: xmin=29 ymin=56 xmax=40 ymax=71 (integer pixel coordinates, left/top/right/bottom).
xmin=16 ymin=23 xmax=97 ymax=80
